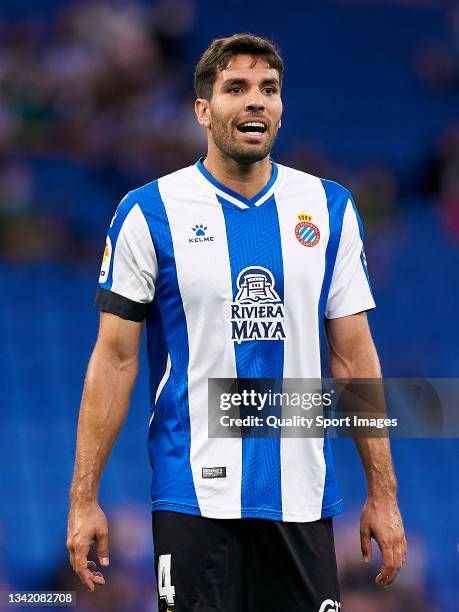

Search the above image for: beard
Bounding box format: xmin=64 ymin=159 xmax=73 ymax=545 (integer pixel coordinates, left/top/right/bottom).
xmin=209 ymin=113 xmax=279 ymax=164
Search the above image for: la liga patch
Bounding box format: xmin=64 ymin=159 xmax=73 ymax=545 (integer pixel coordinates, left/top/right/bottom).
xmin=99 ymin=236 xmax=112 ymax=282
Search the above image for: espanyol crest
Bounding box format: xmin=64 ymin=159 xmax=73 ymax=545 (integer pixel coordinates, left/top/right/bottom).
xmin=230 ymin=266 xmax=286 ymax=343
xmin=295 ymin=213 xmax=320 ymax=247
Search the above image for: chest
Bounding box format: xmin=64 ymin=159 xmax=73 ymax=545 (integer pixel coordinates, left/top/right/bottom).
xmin=155 ymin=191 xmax=329 ymax=311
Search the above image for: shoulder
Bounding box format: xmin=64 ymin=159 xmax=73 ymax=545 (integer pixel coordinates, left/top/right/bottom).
xmin=277 ymin=163 xmax=322 ymax=188
xmin=124 ymin=166 xmax=193 ymax=212
xmin=319 ymin=178 xmax=351 ymax=202
xmin=279 ymin=164 xmax=351 ymax=199
xmin=130 ymin=166 xmax=193 ymax=199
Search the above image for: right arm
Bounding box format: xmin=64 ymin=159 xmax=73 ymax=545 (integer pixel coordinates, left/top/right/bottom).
xmin=67 ymin=312 xmax=143 ymax=592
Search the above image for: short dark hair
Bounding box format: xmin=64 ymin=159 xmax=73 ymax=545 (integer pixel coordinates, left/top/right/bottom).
xmin=194 ymin=33 xmax=284 ymax=100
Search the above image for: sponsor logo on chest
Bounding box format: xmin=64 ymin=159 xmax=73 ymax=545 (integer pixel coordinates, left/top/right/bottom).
xmin=230 ymin=266 xmax=286 ymax=343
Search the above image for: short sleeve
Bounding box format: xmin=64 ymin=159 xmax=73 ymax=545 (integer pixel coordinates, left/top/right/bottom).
xmin=95 ymin=193 xmax=158 ymax=322
xmin=325 ymin=196 xmax=376 ymax=319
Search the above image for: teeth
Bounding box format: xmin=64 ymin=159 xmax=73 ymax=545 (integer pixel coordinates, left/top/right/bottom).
xmin=241 ymin=122 xmax=265 ymax=129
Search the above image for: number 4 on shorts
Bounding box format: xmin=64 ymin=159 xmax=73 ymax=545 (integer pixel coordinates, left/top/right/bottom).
xmin=158 ymin=554 xmax=176 ymax=606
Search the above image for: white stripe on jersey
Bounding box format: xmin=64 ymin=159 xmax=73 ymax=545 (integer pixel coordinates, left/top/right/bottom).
xmin=158 ymin=168 xmax=243 ymax=518
xmin=111 ymin=203 xmax=158 ymax=303
xmin=275 ymin=167 xmax=329 ymax=520
xmin=326 ymin=200 xmax=374 ymax=319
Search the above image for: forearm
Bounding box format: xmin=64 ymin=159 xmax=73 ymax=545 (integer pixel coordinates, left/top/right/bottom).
xmin=354 ymin=437 xmax=397 ymax=500
xmin=328 ymin=317 xmax=396 ymax=499
xmin=328 ymin=316 xmax=381 ymax=380
xmin=70 ymin=344 xmax=138 ymax=504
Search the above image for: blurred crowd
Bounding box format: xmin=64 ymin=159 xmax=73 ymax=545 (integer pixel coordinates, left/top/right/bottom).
xmin=0 ymin=0 xmax=202 ymax=171
xmin=0 ymin=0 xmax=204 ymax=264
xmin=0 ymin=0 xmax=458 ymax=265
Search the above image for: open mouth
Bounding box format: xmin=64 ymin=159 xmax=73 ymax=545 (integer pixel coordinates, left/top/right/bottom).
xmin=236 ymin=121 xmax=267 ymax=136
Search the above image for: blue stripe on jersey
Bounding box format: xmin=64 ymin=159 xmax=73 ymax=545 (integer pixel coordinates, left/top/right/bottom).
xmin=321 ymin=439 xmax=344 ymax=517
xmin=146 ymin=302 xmax=176 ymax=502
xmin=349 ymin=194 xmax=375 ymax=301
xmin=318 ymin=181 xmax=349 ymax=319
xmin=319 ymin=179 xmax=349 ymax=518
xmin=99 ymin=192 xmax=137 ymax=291
xmin=197 ymin=158 xmax=278 ymax=208
xmin=220 ymin=194 xmax=284 ymax=520
xmin=136 ymin=181 xmax=199 ymax=512
xmin=146 ymin=299 xmax=168 ymax=415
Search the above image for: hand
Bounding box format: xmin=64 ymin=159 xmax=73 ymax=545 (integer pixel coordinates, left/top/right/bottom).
xmin=360 ymin=496 xmax=407 ymax=588
xmin=67 ymin=501 xmax=109 ymax=592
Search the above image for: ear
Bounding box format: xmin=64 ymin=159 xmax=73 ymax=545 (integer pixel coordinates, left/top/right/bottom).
xmin=195 ymin=99 xmax=211 ymax=128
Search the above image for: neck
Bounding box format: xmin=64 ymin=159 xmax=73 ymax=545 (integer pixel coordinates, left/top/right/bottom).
xmin=203 ymin=144 xmax=272 ymax=200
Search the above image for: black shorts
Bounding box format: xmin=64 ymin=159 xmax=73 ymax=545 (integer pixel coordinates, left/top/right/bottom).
xmin=152 ymin=511 xmax=340 ymax=612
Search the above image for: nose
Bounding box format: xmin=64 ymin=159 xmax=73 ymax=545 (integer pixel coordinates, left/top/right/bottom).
xmin=245 ymin=95 xmax=265 ymax=113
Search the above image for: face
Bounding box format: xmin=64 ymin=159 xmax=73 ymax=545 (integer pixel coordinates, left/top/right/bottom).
xmin=196 ymin=54 xmax=283 ymax=164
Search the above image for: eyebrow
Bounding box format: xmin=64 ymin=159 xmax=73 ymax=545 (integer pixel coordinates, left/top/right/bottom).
xmin=222 ymin=77 xmax=280 ymax=88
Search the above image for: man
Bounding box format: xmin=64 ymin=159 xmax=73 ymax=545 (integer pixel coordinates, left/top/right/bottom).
xmin=67 ymin=34 xmax=407 ymax=611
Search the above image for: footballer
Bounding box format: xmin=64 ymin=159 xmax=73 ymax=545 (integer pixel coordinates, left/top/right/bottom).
xmin=67 ymin=34 xmax=407 ymax=611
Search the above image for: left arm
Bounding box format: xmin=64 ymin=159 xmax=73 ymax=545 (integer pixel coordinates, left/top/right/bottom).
xmin=326 ymin=312 xmax=407 ymax=587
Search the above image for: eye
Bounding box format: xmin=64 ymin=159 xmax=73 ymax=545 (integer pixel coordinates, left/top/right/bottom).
xmin=264 ymin=87 xmax=276 ymax=95
xmin=230 ymin=86 xmax=242 ymax=94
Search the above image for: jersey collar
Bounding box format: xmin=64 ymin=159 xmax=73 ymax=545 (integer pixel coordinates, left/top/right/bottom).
xmin=194 ymin=157 xmax=279 ymax=210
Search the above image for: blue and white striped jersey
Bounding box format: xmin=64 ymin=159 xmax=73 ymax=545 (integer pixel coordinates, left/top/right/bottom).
xmin=96 ymin=158 xmax=375 ymax=522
